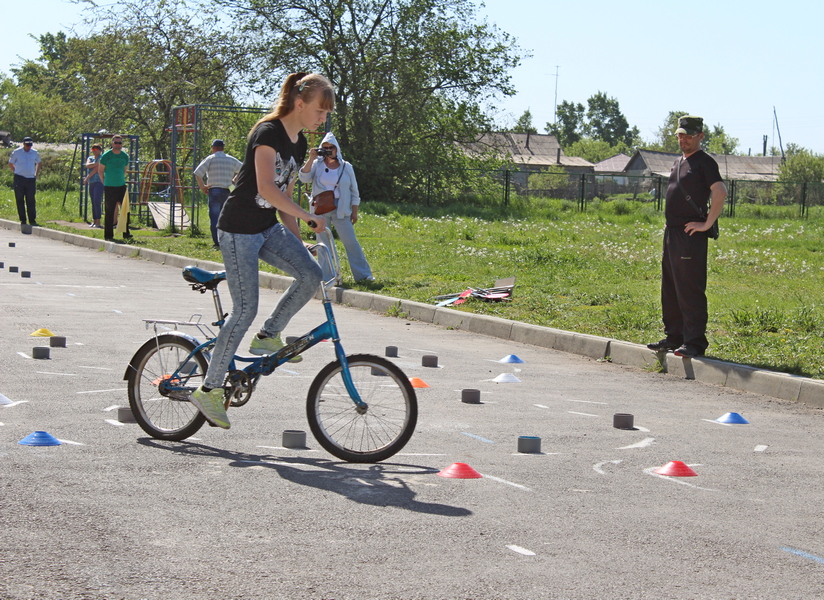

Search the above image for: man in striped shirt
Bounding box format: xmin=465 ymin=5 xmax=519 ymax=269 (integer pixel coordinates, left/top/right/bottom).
xmin=195 ymin=139 xmax=242 ymax=248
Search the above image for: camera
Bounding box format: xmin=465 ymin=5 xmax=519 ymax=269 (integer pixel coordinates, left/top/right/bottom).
xmin=316 ymin=147 xmax=333 ymax=157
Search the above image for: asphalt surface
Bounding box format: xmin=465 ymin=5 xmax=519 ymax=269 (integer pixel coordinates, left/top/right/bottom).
xmin=1 ymin=226 xmax=823 ymax=600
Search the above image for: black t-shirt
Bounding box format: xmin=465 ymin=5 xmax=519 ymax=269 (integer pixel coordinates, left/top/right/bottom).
xmin=217 ymin=119 xmax=307 ymax=234
xmin=664 ymin=150 xmax=723 ymax=227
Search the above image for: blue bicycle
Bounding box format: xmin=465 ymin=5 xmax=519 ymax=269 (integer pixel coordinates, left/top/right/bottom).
xmin=124 ymin=244 xmax=418 ymax=463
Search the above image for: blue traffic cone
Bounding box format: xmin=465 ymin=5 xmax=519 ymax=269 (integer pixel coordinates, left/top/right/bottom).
xmin=18 ymin=431 xmax=62 ymax=446
xmin=716 ymin=412 xmax=750 ymax=424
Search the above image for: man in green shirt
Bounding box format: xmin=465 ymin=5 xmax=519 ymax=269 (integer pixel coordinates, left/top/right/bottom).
xmin=98 ymin=135 xmax=132 ymax=240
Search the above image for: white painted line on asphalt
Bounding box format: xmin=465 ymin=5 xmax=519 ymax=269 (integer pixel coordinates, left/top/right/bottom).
xmin=617 ymin=437 xmax=656 ymax=450
xmin=113 ymin=310 xmax=123 ymax=314
xmin=483 ymin=475 xmax=531 ymax=491
xmin=703 ymin=419 xmax=732 ymax=426
xmin=643 ymin=466 xmax=718 ymax=491
xmin=102 ymin=405 xmax=120 ymax=411
xmin=398 ymin=453 xmax=447 ymax=456
xmin=593 ymin=459 xmax=622 ymax=474
xmin=256 ymin=445 xmax=318 ymax=452
xmin=2 ymin=401 xmax=29 ymax=408
xmin=79 ymin=365 xmax=114 ymax=371
xmin=79 ymin=388 xmax=127 ymax=394
xmin=564 ymin=399 xmax=608 ymax=405
xmin=779 ymin=546 xmax=824 ymax=565
xmin=0 ymin=422 xmax=4 ymax=426
xmin=57 ymin=439 xmax=85 ymax=446
xmin=17 ymin=352 xmax=31 ymax=359
xmin=506 ymin=544 xmax=536 ymax=556
xmin=754 ymin=445 xmax=768 ymax=452
xmin=36 ymin=371 xmax=77 ymax=376
xmin=533 ymin=404 xmax=549 ymax=409
xmin=461 ymin=431 xmax=495 ymax=443
xmin=105 ymin=419 xmax=125 ymax=427
xmin=635 ymin=426 xmax=651 ymax=432
xmin=568 ymin=411 xmax=598 ymax=417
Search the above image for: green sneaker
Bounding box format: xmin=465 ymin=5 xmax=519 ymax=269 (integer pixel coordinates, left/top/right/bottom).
xmin=249 ymin=332 xmax=302 ymax=362
xmin=190 ymin=386 xmax=230 ymax=429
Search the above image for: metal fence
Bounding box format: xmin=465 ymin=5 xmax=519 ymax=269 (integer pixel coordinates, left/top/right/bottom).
xmin=420 ymin=168 xmax=824 ymax=218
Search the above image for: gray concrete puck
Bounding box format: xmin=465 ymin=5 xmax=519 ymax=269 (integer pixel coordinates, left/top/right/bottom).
xmin=613 ymin=413 xmax=634 ymax=429
xmin=21 ymin=271 xmax=31 ymax=278
xmin=422 ymin=355 xmax=439 ymax=368
xmin=32 ymin=347 xmax=50 ymax=360
xmin=21 ymin=224 xmax=32 ymax=234
xmin=517 ymin=435 xmax=542 ymax=453
xmin=461 ymin=388 xmax=481 ymax=404
xmin=282 ymin=430 xmax=307 ymax=449
xmin=9 ymin=266 xmax=18 ymax=273
xmin=117 ymin=407 xmax=137 ymax=423
xmin=50 ymin=336 xmax=67 ymax=348
xmin=385 ymin=346 xmax=399 ymax=357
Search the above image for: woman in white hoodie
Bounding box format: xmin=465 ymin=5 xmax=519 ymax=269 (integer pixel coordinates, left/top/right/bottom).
xmin=299 ymin=132 xmax=374 ymax=282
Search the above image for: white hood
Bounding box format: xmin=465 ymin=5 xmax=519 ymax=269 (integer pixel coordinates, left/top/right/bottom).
xmin=320 ymin=131 xmax=343 ymax=163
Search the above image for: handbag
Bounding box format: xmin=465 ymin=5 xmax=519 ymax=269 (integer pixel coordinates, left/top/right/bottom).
xmin=675 ymin=157 xmax=719 ymax=240
xmin=311 ymin=163 xmax=347 ymax=215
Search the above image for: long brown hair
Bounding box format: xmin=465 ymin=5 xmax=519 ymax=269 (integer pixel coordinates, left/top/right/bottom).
xmin=250 ymin=73 xmax=335 ymax=138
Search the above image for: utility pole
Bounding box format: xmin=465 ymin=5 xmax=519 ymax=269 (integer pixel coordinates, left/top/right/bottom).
xmin=553 ymin=66 xmax=560 ymax=128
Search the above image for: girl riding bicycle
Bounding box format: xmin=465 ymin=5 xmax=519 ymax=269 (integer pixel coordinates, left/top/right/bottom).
xmin=191 ymin=72 xmax=334 ymax=429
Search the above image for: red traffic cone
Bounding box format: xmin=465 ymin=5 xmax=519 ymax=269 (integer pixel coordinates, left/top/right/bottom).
xmin=654 ymin=460 xmax=698 ymax=477
xmin=409 ymin=377 xmax=430 ymax=388
xmin=437 ymin=462 xmax=482 ymax=479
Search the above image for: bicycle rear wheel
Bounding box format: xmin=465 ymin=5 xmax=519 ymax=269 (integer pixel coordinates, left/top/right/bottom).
xmin=126 ymin=334 xmax=207 ymax=440
xmin=307 ymin=354 xmax=417 ymax=463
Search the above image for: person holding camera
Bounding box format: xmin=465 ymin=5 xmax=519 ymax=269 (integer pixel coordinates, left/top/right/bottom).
xmin=299 ymin=131 xmax=374 ymax=282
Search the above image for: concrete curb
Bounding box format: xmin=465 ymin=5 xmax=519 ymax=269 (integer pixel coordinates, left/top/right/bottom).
xmin=5 ymin=218 xmax=823 ymax=409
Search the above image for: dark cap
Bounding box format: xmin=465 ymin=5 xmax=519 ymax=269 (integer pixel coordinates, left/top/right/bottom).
xmin=675 ymin=116 xmax=703 ymax=135
xmin=23 ymin=136 xmax=33 ymax=144
xmin=211 ymin=139 xmax=225 ymax=147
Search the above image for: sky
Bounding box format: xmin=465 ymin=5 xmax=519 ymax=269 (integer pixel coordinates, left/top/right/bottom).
xmin=3 ymin=0 xmax=823 ymax=155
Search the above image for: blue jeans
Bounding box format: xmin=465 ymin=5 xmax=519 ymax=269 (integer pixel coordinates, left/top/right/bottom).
xmin=317 ymin=214 xmax=372 ymax=281
xmin=208 ymin=188 xmax=230 ymax=245
xmin=89 ymin=181 xmax=104 ymax=220
xmin=204 ymin=223 xmax=322 ymax=389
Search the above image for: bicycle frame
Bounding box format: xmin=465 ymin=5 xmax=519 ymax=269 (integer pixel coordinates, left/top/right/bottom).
xmin=144 ymin=243 xmax=366 ymax=409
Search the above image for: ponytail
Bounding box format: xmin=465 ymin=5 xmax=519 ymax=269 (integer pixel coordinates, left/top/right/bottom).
xmin=250 ymin=73 xmax=335 ymax=138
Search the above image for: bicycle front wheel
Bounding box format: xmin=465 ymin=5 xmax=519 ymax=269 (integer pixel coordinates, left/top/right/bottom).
xmin=126 ymin=334 xmax=208 ymax=440
xmin=307 ymin=354 xmax=417 ymax=463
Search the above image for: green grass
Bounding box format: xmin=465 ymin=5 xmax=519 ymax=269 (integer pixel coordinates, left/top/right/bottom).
xmin=5 ymin=188 xmax=824 ymax=379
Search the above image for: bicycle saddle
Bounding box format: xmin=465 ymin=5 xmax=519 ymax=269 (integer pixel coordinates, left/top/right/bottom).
xmin=182 ymin=265 xmax=226 ymax=286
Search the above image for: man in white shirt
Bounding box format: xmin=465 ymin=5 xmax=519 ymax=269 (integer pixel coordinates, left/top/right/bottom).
xmin=8 ymin=136 xmax=42 ymax=226
xmin=194 ymin=139 xmax=242 ymax=248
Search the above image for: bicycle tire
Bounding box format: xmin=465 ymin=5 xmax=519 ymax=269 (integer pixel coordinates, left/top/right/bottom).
xmin=306 ymin=354 xmax=417 ymax=463
xmin=126 ymin=334 xmax=208 ymax=440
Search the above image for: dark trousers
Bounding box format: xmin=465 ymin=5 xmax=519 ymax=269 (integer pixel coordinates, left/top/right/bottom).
xmin=104 ymin=185 xmax=128 ymax=239
xmin=208 ymin=187 xmax=231 ymax=245
xmin=661 ymin=226 xmax=709 ymax=352
xmin=13 ymin=174 xmax=37 ymax=224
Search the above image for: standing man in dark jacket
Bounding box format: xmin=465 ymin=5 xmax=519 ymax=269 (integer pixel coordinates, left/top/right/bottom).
xmin=647 ymin=116 xmax=727 ymax=358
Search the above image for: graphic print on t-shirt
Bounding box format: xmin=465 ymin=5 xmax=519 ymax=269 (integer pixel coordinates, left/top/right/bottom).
xmin=254 ymin=151 xmax=297 ymax=210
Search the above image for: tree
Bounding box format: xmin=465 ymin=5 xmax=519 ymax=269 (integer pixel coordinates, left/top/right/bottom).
xmin=704 ymin=124 xmax=739 ymax=155
xmin=219 ymin=0 xmax=522 ymax=201
xmin=546 ymin=100 xmax=584 ymax=146
xmin=10 ymin=0 xmax=250 ymax=157
xmin=513 ymin=109 xmax=537 ymax=134
xmin=565 ymin=138 xmax=629 ymax=164
xmin=652 ymin=112 xmax=739 ymax=155
xmin=584 ymin=91 xmax=640 ymax=148
xmin=778 ymin=145 xmax=824 ymax=183
xmin=652 ymin=111 xmax=688 ymax=153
